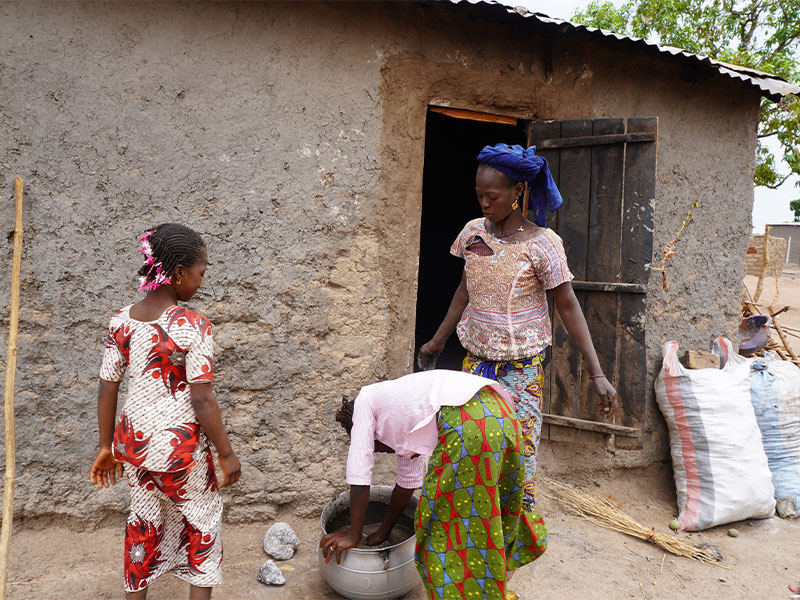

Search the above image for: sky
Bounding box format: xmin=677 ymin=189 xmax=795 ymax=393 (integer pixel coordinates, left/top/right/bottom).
xmin=512 ymin=0 xmax=799 ymax=232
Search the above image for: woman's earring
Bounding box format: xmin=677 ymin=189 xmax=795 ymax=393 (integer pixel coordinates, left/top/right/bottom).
xmin=176 ymin=277 xmax=182 ymax=285
xmin=512 ymin=200 xmax=519 ymax=210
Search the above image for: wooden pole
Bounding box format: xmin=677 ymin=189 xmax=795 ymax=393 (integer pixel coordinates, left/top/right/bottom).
xmin=770 ymin=307 xmax=799 ymax=363
xmin=753 ymin=225 xmax=770 ymax=303
xmin=0 ymin=177 xmax=23 ymax=599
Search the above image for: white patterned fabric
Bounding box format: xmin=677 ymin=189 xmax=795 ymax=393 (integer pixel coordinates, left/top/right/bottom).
xmin=100 ymin=304 xmax=223 ymax=592
xmin=123 ymin=446 xmax=223 ymax=592
xmin=451 ymin=218 xmax=573 ymax=361
xmin=101 ymin=304 xmax=214 ymax=473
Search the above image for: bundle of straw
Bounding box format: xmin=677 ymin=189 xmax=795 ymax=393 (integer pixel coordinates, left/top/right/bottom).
xmin=544 ymin=480 xmax=724 ymax=565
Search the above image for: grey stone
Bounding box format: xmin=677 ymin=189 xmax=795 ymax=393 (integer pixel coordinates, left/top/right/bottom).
xmin=257 ymin=560 xmax=285 ymax=586
xmin=777 ymin=498 xmax=798 ymax=519
xmin=263 ymin=522 xmax=300 ymax=560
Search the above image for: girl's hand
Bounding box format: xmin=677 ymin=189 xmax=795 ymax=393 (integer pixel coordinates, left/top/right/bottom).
xmin=417 ymin=339 xmax=444 ymax=370
xmin=592 ymin=376 xmax=618 ymax=418
xmin=319 ymin=527 xmax=360 ymax=564
xmin=89 ymin=448 xmax=123 ymax=489
xmin=218 ymin=452 xmax=241 ymax=488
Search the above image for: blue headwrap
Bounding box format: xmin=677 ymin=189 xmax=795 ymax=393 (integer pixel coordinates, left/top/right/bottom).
xmin=476 ymin=143 xmax=563 ymax=227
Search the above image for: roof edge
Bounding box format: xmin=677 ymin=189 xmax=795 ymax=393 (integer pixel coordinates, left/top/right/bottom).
xmin=443 ymin=0 xmax=800 ymax=101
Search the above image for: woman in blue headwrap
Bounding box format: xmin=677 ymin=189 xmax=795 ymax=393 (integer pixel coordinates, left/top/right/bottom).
xmin=418 ymin=143 xmax=617 ymax=511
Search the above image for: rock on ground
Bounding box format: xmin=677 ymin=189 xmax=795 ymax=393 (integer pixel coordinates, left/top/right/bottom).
xmin=257 ymin=560 xmax=286 ymax=586
xmin=263 ymin=522 xmax=301 ymax=560
xmin=777 ymin=498 xmax=798 ymax=519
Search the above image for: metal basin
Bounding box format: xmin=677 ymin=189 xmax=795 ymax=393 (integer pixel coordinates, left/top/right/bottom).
xmin=318 ymin=485 xmax=421 ymax=600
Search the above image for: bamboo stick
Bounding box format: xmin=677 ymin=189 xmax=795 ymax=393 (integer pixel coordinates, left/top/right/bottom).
xmin=753 ymin=225 xmax=770 ymax=303
xmin=770 ymin=310 xmax=799 ymax=362
xmin=0 ymin=178 xmax=24 ymax=600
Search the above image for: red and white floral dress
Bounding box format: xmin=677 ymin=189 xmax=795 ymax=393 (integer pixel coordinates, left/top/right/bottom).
xmin=100 ymin=304 xmax=223 ymax=592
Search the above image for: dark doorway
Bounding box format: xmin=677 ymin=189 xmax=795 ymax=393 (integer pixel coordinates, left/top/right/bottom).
xmin=414 ymin=108 xmax=528 ymax=371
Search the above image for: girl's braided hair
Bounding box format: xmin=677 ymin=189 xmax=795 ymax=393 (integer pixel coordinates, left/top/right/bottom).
xmin=335 ymin=395 xmax=355 ymax=435
xmin=137 ymin=223 xmax=206 ymax=287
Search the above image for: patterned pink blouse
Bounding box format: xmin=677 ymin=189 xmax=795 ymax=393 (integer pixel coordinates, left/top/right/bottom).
xmin=100 ymin=305 xmax=214 ymax=473
xmin=451 ymin=218 xmax=573 ymax=361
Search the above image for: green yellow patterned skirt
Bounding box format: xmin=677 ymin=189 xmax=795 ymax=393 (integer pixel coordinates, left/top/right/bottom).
xmin=414 ymin=386 xmax=548 ymax=600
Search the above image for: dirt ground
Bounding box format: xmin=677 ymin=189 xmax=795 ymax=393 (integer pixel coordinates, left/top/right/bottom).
xmin=744 ymin=263 xmax=800 ymax=333
xmin=6 ymin=267 xmax=800 ymax=600
xmin=7 ymin=464 xmax=800 ymax=600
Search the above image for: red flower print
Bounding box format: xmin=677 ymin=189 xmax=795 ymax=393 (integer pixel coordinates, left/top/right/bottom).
xmin=107 ymin=323 xmax=134 ymax=364
xmin=125 ymin=516 xmax=163 ymax=591
xmin=166 ymin=423 xmax=200 ymax=472
xmin=167 ymin=307 xmax=212 ymax=339
xmin=137 ymin=469 xmax=191 ymax=505
xmin=180 ymin=518 xmax=215 ymax=576
xmin=143 ymin=324 xmax=188 ymax=397
xmin=203 ymin=447 xmax=219 ymax=493
xmin=113 ymin=414 xmax=150 ymax=468
xmin=192 ymin=355 xmax=213 ymax=383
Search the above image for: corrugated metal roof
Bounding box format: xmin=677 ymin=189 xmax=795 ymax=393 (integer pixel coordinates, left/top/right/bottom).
xmin=443 ymin=0 xmax=800 ymax=101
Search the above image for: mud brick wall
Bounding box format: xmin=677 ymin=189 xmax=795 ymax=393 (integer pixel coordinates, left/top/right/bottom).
xmin=0 ymin=2 xmax=760 ymax=522
xmin=745 ymin=234 xmax=787 ymax=277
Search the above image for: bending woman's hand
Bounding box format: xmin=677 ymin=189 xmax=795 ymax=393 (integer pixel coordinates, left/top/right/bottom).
xmin=319 ymin=527 xmax=360 ymax=564
xmin=592 ymin=376 xmax=618 ymax=418
xmin=89 ymin=447 xmax=124 ymax=489
xmin=365 ymin=528 xmax=390 ymax=547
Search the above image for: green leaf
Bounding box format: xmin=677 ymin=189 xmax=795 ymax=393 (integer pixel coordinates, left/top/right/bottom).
xmin=571 ymin=0 xmax=800 ymax=212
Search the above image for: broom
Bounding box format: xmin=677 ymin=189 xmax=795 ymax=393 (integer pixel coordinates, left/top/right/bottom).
xmin=0 ymin=177 xmax=24 ymax=599
xmin=544 ymin=480 xmax=725 ymax=566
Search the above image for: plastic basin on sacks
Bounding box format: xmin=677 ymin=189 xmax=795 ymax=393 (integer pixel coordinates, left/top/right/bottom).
xmin=318 ymin=485 xmax=421 ymax=600
xmin=739 ymin=315 xmax=772 ymax=354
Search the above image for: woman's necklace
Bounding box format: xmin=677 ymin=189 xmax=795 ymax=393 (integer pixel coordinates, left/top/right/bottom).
xmin=490 ymin=214 xmax=525 ymax=239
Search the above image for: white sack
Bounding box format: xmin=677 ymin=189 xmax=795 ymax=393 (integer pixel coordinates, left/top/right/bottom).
xmin=655 ymin=340 xmax=774 ymax=531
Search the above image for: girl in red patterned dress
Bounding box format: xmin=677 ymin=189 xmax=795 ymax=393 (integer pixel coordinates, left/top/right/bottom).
xmin=89 ymin=223 xmax=241 ymax=599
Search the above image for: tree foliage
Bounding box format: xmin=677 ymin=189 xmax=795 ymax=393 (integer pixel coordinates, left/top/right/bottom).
xmin=573 ymin=1 xmax=800 ymax=219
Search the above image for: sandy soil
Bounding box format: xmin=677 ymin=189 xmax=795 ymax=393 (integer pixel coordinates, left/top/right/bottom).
xmin=745 ymin=263 xmax=800 ymax=333
xmin=7 ymin=464 xmax=800 ymax=600
xmin=6 ymin=268 xmax=800 ymax=600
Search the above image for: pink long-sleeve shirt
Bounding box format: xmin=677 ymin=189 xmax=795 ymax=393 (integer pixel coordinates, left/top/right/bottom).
xmin=345 ymin=370 xmax=512 ymax=489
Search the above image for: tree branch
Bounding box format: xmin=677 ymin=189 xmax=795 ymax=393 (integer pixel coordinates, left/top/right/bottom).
xmin=771 ymin=31 xmax=800 ymax=55
xmin=765 ymin=174 xmax=792 ymax=189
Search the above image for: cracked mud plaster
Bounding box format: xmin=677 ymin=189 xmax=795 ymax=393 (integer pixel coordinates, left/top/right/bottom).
xmin=0 ymin=1 xmax=760 ymax=522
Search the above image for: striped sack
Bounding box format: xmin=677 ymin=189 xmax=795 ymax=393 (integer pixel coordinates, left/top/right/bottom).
xmin=655 ymin=340 xmax=774 ymax=531
xmin=715 ymin=337 xmax=800 ymax=517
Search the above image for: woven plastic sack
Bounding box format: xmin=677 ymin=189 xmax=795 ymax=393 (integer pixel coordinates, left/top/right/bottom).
xmin=715 ymin=337 xmax=800 ymax=517
xmin=655 ymin=340 xmax=774 ymax=531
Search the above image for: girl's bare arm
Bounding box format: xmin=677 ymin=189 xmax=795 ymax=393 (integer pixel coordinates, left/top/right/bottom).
xmin=189 ymin=382 xmax=241 ymax=487
xmin=89 ymin=379 xmax=123 ymax=488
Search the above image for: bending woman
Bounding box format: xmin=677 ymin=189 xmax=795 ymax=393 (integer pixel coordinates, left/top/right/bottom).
xmin=418 ymin=143 xmax=617 ymax=511
xmin=319 ymin=370 xmax=547 ymax=600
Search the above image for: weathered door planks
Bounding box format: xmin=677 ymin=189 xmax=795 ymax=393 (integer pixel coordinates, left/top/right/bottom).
xmin=617 ymin=117 xmax=657 ymax=447
xmin=528 ymin=116 xmax=657 ymax=448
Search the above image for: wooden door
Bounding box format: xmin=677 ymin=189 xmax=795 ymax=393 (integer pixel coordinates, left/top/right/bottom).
xmin=529 ymin=117 xmax=657 ymax=448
